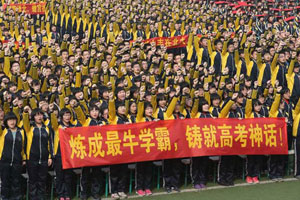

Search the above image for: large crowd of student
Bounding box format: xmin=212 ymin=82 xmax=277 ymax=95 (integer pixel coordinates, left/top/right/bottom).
xmin=0 ymin=0 xmax=300 ymax=199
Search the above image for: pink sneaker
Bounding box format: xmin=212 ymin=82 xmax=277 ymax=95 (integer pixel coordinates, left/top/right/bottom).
xmin=252 ymin=176 xmax=259 ymax=184
xmin=145 ymin=189 xmax=152 ymax=196
xmin=136 ymin=189 xmax=146 ymax=196
xmin=246 ymin=176 xmax=253 ymax=184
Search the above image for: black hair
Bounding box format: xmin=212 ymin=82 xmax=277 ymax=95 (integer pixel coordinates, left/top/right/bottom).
xmin=4 ymin=112 xmax=18 ymax=129
xmin=198 ymin=98 xmax=209 ymax=113
xmin=210 ymin=93 xmax=221 ymax=102
xmin=31 ymin=108 xmax=44 ymax=119
xmin=59 ymin=108 xmax=72 ymax=119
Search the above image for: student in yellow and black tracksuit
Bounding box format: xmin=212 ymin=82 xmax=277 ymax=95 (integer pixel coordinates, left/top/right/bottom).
xmin=245 ymin=96 xmax=265 ymax=184
xmin=23 ymin=108 xmax=53 ymax=200
xmin=292 ymin=99 xmax=300 ymax=179
xmin=74 ymin=105 xmax=103 ymax=200
xmin=0 ymin=112 xmax=26 ymax=200
xmin=135 ymin=98 xmax=156 ymax=196
xmin=191 ymin=98 xmax=212 ymax=189
xmin=163 ymin=98 xmax=184 ymax=193
xmin=50 ymin=107 xmax=78 ymax=200
xmin=217 ymin=93 xmax=239 ymax=186
xmin=268 ymin=88 xmax=286 ymax=180
xmin=156 ymin=87 xmax=181 ymax=193
xmin=108 ymin=94 xmax=131 ymax=200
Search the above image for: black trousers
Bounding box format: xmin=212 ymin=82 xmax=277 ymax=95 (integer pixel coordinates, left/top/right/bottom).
xmin=295 ymin=138 xmax=300 ymax=176
xmin=0 ymin=162 xmax=23 ymax=200
xmin=191 ymin=156 xmax=209 ymax=185
xmin=54 ymin=157 xmax=73 ymax=198
xmin=136 ymin=161 xmax=152 ymax=190
xmin=163 ymin=159 xmax=182 ymax=189
xmin=80 ymin=166 xmax=103 ymax=198
xmin=110 ymin=164 xmax=128 ymax=193
xmin=218 ymin=156 xmax=235 ymax=183
xmin=269 ymin=155 xmax=285 ymax=179
xmin=246 ymin=155 xmax=263 ymax=178
xmin=287 ymin=126 xmax=293 ymax=150
xmin=27 ymin=160 xmax=48 ymax=200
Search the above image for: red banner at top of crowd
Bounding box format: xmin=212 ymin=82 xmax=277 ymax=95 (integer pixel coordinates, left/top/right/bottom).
xmin=3 ymin=2 xmax=46 ymax=15
xmin=59 ymin=117 xmax=287 ymax=169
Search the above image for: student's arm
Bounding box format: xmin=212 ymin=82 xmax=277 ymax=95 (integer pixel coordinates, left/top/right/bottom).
xmin=219 ymin=100 xmax=234 ymax=118
xmin=269 ymin=93 xmax=281 ymax=117
xmin=166 ymin=96 xmax=179 ymax=118
xmin=23 ymin=110 xmax=30 ymax=133
xmin=136 ymin=101 xmax=144 ymax=123
xmin=74 ymin=104 xmax=87 ymax=126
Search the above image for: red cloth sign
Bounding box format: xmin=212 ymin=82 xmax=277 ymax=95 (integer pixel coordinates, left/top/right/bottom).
xmin=59 ymin=118 xmax=287 ymax=169
xmin=3 ymin=3 xmax=46 ymax=15
xmin=131 ymin=35 xmax=189 ymax=49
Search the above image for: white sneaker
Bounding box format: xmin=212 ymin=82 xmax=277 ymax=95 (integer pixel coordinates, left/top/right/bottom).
xmin=118 ymin=192 xmax=128 ymax=199
xmin=111 ymin=193 xmax=120 ymax=199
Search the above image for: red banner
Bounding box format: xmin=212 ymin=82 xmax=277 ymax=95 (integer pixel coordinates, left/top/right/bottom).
xmin=3 ymin=3 xmax=46 ymax=15
xmin=59 ymin=118 xmax=287 ymax=169
xmin=131 ymin=35 xmax=189 ymax=49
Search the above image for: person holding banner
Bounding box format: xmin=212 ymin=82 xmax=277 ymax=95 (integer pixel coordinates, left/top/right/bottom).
xmin=293 ymin=98 xmax=300 ymax=179
xmin=50 ymin=106 xmax=77 ymax=200
xmin=158 ymin=86 xmax=183 ymax=193
xmin=0 ymin=112 xmax=26 ymax=200
xmin=74 ymin=104 xmax=103 ymax=200
xmin=108 ymin=92 xmax=131 ymax=199
xmin=190 ymin=98 xmax=212 ymax=189
xmin=268 ymin=86 xmax=289 ymax=181
xmin=217 ymin=92 xmax=240 ymax=186
xmin=135 ymin=90 xmax=155 ymax=196
xmin=245 ymin=83 xmax=265 ymax=184
xmin=23 ymin=107 xmax=53 ymax=200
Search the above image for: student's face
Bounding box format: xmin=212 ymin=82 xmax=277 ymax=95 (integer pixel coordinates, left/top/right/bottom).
xmin=117 ymin=106 xmax=126 ymax=115
xmin=279 ymin=101 xmax=285 ymax=110
xmin=254 ymin=104 xmax=262 ymax=113
xmin=252 ymin=51 xmax=257 ymax=60
xmin=62 ymin=51 xmax=69 ymax=60
xmin=34 ymin=113 xmax=44 ymax=124
xmin=283 ymin=91 xmax=290 ymax=100
xmin=102 ymin=109 xmax=108 ymax=119
xmin=264 ymin=53 xmax=271 ymax=62
xmin=11 ymin=63 xmax=20 ymax=75
xmin=228 ymin=44 xmax=234 ymax=53
xmin=258 ymin=96 xmax=265 ymax=104
xmin=186 ymin=98 xmax=192 ymax=107
xmin=63 ymin=113 xmax=71 ymax=123
xmin=237 ymin=97 xmax=244 ymax=105
xmin=202 ymin=103 xmax=210 ymax=112
xmin=158 ymin=99 xmax=166 ymax=108
xmin=102 ymin=91 xmax=109 ymax=100
xmin=117 ymin=90 xmax=126 ymax=101
xmin=145 ymin=106 xmax=153 ymax=117
xmin=130 ymin=103 xmax=137 ymax=114
xmin=216 ymin=43 xmax=222 ymax=51
xmin=278 ymin=53 xmax=286 ymax=63
xmin=174 ymin=103 xmax=180 ymax=113
xmin=231 ymin=103 xmax=237 ymax=110
xmin=90 ymin=109 xmax=99 ymax=119
xmin=212 ymin=99 xmax=220 ymax=107
xmin=7 ymin=119 xmax=17 ymax=129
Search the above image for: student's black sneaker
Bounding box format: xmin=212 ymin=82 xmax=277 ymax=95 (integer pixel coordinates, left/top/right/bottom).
xmin=173 ymin=187 xmax=181 ymax=192
xmin=166 ymin=187 xmax=172 ymax=193
xmin=217 ymin=180 xmax=230 ymax=186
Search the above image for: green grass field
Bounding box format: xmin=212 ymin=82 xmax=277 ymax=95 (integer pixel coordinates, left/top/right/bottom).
xmin=132 ymin=180 xmax=300 ymax=200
